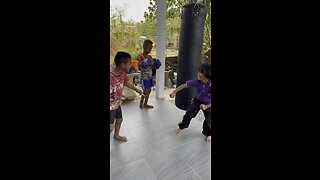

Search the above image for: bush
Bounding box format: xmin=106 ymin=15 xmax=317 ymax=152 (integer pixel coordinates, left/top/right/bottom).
xmin=165 ymin=60 xmax=178 ymax=72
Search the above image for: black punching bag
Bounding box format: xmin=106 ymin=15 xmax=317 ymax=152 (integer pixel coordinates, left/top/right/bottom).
xmin=175 ymin=3 xmax=207 ymax=110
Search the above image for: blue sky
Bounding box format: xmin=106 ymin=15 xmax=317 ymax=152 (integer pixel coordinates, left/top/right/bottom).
xmin=110 ymin=0 xmax=150 ymax=22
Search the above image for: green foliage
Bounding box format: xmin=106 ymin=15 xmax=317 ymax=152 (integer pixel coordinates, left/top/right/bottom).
xmin=144 ymin=0 xmax=211 ymax=65
xmin=165 ymin=60 xmax=178 ymax=72
xmin=144 ymin=0 xmax=188 ymax=42
xmin=201 ymin=4 xmax=211 ymax=64
xmin=137 ymin=20 xmax=156 ymax=39
xmin=109 ymin=0 xmax=211 ymax=69
xmin=110 ymin=7 xmax=141 ymax=67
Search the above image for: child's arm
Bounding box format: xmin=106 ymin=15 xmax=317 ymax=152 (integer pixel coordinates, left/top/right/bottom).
xmin=169 ymin=83 xmax=188 ymax=98
xmin=124 ymin=82 xmax=144 ymax=96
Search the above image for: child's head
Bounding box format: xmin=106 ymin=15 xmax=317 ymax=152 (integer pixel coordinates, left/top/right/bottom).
xmin=143 ymin=39 xmax=153 ymax=54
xmin=114 ymin=51 xmax=132 ymax=73
xmin=197 ymin=64 xmax=211 ymax=81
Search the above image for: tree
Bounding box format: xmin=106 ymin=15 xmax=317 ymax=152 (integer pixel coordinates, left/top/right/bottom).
xmin=202 ymin=1 xmax=211 ymax=64
xmin=110 ymin=7 xmax=141 ymax=67
xmin=144 ymin=0 xmax=188 ymax=41
xmin=143 ymin=0 xmax=211 ymax=64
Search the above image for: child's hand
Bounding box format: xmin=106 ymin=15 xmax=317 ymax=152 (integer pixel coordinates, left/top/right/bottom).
xmin=154 ymin=59 xmax=162 ymax=69
xmin=169 ymin=92 xmax=176 ymax=98
xmin=200 ymin=104 xmax=208 ymax=110
xmin=136 ymin=89 xmax=144 ymax=96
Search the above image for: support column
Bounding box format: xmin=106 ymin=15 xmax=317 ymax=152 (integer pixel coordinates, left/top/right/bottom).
xmin=155 ymin=0 xmax=166 ymax=99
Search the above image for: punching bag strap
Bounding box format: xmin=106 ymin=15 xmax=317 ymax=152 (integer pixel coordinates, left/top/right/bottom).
xmin=192 ymin=3 xmax=201 ymax=17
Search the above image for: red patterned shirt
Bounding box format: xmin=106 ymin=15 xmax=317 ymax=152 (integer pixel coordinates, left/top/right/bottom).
xmin=110 ymin=70 xmax=129 ymax=110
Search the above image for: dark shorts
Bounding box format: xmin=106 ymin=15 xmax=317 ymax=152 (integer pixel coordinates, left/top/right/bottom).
xmin=110 ymin=106 xmax=122 ymax=124
xmin=141 ymin=79 xmax=153 ymax=90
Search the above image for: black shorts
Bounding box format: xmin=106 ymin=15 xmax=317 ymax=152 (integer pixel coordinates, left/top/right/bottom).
xmin=110 ymin=106 xmax=122 ymax=124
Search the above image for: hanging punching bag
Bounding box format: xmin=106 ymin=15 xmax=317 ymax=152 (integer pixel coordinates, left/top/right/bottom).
xmin=175 ymin=3 xmax=207 ymax=110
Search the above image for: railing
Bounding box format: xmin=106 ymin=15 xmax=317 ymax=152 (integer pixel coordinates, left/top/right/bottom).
xmin=122 ymin=71 xmax=177 ymax=101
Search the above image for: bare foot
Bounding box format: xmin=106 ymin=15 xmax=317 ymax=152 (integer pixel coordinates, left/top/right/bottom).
xmin=206 ymin=136 xmax=211 ymax=142
xmin=114 ymin=135 xmax=127 ymax=142
xmin=144 ymin=104 xmax=154 ymax=108
xmin=175 ymin=128 xmax=182 ymax=135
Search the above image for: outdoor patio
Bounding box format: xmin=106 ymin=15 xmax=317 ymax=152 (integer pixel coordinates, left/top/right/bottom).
xmin=110 ymin=91 xmax=211 ymax=180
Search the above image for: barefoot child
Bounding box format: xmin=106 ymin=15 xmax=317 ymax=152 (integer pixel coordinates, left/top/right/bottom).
xmin=138 ymin=39 xmax=161 ymax=109
xmin=110 ymin=51 xmax=143 ymax=142
xmin=170 ymin=64 xmax=213 ymax=142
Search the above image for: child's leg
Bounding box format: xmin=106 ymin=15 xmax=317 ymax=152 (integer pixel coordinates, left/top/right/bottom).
xmin=112 ymin=106 xmax=127 ymax=142
xmin=203 ymin=119 xmax=212 ymax=142
xmin=140 ymin=91 xmax=145 ymax=109
xmin=110 ymin=109 xmax=116 ymax=134
xmin=140 ymin=79 xmax=148 ymax=109
xmin=202 ymin=107 xmax=212 ymax=142
xmin=177 ymin=99 xmax=200 ymax=134
xmin=143 ymin=89 xmax=153 ymax=108
xmin=110 ymin=123 xmax=115 ymax=134
xmin=114 ymin=118 xmax=127 ymax=142
xmin=141 ymin=79 xmax=153 ymax=108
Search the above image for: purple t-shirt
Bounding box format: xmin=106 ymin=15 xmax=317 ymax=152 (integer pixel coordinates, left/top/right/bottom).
xmin=186 ymin=79 xmax=211 ymax=105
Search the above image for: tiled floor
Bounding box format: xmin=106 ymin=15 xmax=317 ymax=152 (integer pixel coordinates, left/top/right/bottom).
xmin=110 ymin=97 xmax=211 ymax=180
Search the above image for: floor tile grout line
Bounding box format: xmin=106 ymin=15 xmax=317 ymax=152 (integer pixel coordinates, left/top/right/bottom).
xmin=141 ymin=137 xmax=202 ymax=160
xmin=133 ymin=139 xmax=194 ymax=180
xmin=121 ymin=137 xmax=159 ymax=180
xmin=110 ymin=133 xmax=209 ymax=171
xmin=144 ymin=156 xmax=160 ymax=180
xmin=125 ymin=127 xmax=204 ymax=147
xmin=110 ymin=158 xmax=148 ymax=173
xmin=135 ymin=139 xmax=207 ymax=179
xmin=122 ymin=123 xmax=136 ymax=142
xmin=112 ymin=133 xmax=204 ymax=161
xmin=110 ymin=137 xmax=208 ymax=171
xmin=110 ymin=137 xmax=144 ymax=171
xmin=110 ymin=149 xmax=209 ymax=174
xmin=174 ymin=149 xmax=203 ymax=180
xmin=142 ymin=146 xmax=194 ymax=180
xmin=127 ymin=128 xmax=176 ymax=142
xmin=111 ymin=97 xmax=209 ymax=179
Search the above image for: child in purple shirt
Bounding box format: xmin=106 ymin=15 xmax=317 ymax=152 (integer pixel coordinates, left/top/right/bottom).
xmin=170 ymin=64 xmax=212 ymax=142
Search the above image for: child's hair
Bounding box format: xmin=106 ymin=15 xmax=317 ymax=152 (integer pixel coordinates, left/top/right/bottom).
xmin=199 ymin=64 xmax=211 ymax=80
xmin=114 ymin=51 xmax=131 ymax=67
xmin=143 ymin=39 xmax=153 ymax=49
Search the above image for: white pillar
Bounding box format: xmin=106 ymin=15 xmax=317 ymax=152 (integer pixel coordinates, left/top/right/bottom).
xmin=155 ymin=0 xmax=166 ymax=99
